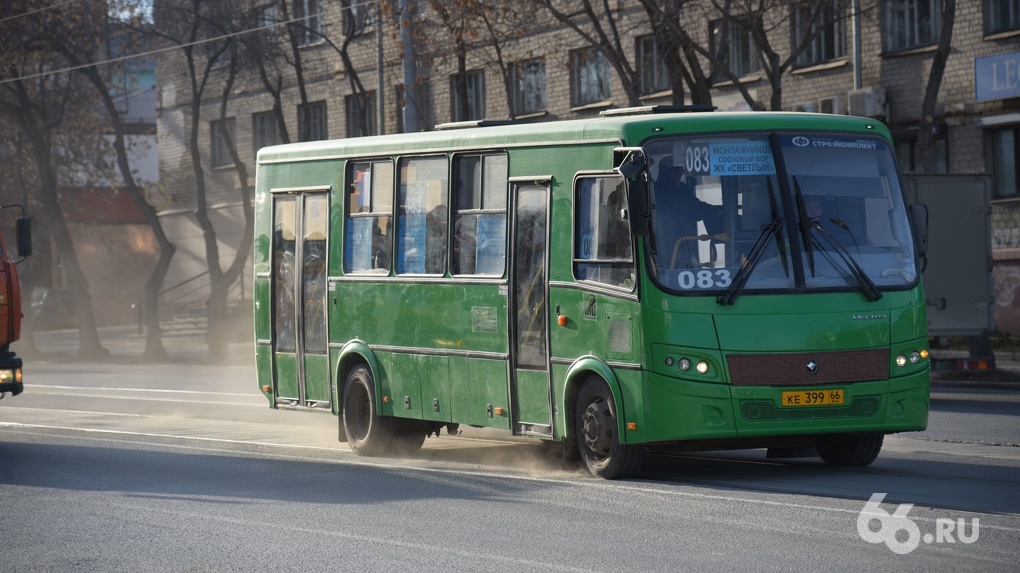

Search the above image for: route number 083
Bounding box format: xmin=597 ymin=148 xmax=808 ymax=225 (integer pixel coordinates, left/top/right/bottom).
xmin=685 ymin=146 xmax=711 ymax=174
xmin=675 ymin=269 xmax=732 ymax=289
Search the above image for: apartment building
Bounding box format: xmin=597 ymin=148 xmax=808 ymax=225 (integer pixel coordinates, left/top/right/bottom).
xmin=155 ymin=0 xmax=1020 ymax=334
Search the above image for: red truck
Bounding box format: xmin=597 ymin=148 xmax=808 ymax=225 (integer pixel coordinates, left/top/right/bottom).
xmin=0 ymin=208 xmax=31 ymax=399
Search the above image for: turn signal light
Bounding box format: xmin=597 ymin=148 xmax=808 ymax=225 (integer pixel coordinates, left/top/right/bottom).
xmin=626 ymin=422 xmax=637 ymax=430
xmin=557 ymin=315 xmax=568 ymax=326
xmin=493 ymin=407 xmax=504 ymax=415
xmin=261 ymin=385 xmax=271 ymax=393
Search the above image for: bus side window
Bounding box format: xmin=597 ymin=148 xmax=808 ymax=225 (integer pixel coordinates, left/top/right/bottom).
xmin=397 ymin=156 xmax=449 ymax=275
xmin=574 ymin=175 xmax=635 ymax=289
xmin=452 ymin=153 xmax=507 ymax=277
xmin=344 ymin=160 xmax=394 ymax=274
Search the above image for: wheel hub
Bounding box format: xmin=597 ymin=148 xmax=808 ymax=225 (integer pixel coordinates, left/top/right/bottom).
xmin=581 ymin=399 xmax=612 ymax=456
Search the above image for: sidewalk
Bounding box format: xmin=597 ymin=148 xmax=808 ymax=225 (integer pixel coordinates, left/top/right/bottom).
xmin=13 ymin=325 xmax=254 ymax=366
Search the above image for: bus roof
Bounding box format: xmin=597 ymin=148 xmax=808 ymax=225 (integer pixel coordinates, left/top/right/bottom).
xmin=256 ymin=111 xmax=890 ymax=164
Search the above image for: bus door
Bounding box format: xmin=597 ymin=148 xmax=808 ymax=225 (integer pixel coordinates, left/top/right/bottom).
xmin=271 ymin=189 xmax=331 ymax=410
xmin=509 ymin=181 xmax=553 ymax=437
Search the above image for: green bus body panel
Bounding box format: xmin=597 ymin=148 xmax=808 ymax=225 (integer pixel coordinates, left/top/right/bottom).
xmin=255 ymin=343 xmax=273 ymax=405
xmin=274 ymin=353 xmax=299 ymax=400
xmin=254 ymin=111 xmax=928 ymax=448
xmin=450 ymin=356 xmax=511 ymax=428
xmin=304 ymin=353 xmax=330 ymax=403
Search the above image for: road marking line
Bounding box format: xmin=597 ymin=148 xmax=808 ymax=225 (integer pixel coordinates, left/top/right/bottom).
xmin=27 ymin=384 xmax=256 ymax=397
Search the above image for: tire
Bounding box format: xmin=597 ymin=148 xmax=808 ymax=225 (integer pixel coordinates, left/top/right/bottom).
xmin=342 ymin=364 xmax=394 ymax=456
xmin=815 ymin=433 xmax=884 ymax=467
xmin=574 ymin=377 xmax=644 ymax=479
xmin=342 ymin=364 xmax=427 ymax=457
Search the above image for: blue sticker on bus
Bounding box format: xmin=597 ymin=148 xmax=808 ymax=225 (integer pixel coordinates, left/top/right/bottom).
xmin=709 ymin=142 xmax=776 ymax=176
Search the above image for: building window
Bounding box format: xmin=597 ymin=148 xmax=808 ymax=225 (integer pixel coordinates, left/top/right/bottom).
xmin=574 ymin=175 xmax=635 ymax=289
xmin=253 ymin=111 xmax=280 ymax=153
xmin=710 ymin=18 xmax=760 ymax=81
xmin=450 ymin=69 xmax=485 ymax=122
xmin=987 ymin=0 xmax=1020 ymax=34
xmin=452 ymin=153 xmax=507 ymax=276
xmin=257 ymin=4 xmax=278 ymax=47
xmin=637 ymin=35 xmax=670 ymax=95
xmin=298 ymin=101 xmax=327 ymax=141
xmin=345 ymin=160 xmax=394 ymax=273
xmin=210 ymin=118 xmax=235 ymax=167
xmin=571 ymin=48 xmax=611 ymax=106
xmin=345 ymin=92 xmax=377 ymax=137
xmin=793 ymin=2 xmax=846 ymax=67
xmin=511 ymin=59 xmax=546 ymax=115
xmin=342 ymin=0 xmax=373 ymax=36
xmin=884 ymin=0 xmax=940 ymax=52
xmin=294 ymin=0 xmax=322 ymax=46
xmin=894 ymin=137 xmax=948 ymax=174
xmin=396 ymin=156 xmax=449 ymax=275
xmin=991 ymin=127 xmax=1020 ymax=199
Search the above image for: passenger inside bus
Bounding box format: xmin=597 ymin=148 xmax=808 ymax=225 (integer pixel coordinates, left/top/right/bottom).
xmin=651 ymin=155 xmax=723 ymax=269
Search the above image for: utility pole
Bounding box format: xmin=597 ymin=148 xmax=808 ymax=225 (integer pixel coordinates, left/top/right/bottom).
xmin=376 ymin=0 xmax=385 ymax=134
xmin=399 ymin=0 xmax=420 ymax=132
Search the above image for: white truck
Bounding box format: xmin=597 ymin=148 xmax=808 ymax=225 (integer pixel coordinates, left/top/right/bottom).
xmin=902 ymin=173 xmax=996 ymax=370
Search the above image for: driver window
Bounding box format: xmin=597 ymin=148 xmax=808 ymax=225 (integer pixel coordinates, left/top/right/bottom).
xmin=574 ymin=176 xmax=635 ymax=289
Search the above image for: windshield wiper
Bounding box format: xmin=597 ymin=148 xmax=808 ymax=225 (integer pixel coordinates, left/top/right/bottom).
xmin=808 ymin=222 xmax=883 ymax=301
xmin=792 ymin=176 xmax=815 ymax=276
xmin=718 ymin=178 xmax=787 ymax=305
xmin=718 ymin=218 xmax=782 ymax=305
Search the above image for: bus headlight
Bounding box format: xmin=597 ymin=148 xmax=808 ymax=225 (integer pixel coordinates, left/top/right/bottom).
xmin=909 ymin=351 xmax=921 ymax=364
xmin=696 ymin=360 xmax=710 ymax=374
xmin=896 ymin=354 xmax=908 ymax=367
xmin=678 ymin=358 xmax=691 ymax=372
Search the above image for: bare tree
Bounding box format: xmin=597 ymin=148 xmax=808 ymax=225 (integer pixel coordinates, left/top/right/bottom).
xmin=0 ymin=0 xmax=110 ymax=358
xmin=54 ymin=1 xmax=178 ymax=361
xmin=683 ymin=0 xmax=856 ymax=111
xmin=527 ymin=0 xmax=647 ymax=107
xmin=152 ymin=0 xmax=249 ymax=360
xmin=916 ymin=0 xmax=955 ymax=172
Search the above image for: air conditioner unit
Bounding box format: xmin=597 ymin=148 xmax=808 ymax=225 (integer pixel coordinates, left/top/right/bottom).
xmin=848 ymin=87 xmax=886 ymax=118
xmin=792 ymin=102 xmax=816 ymax=113
xmin=818 ymin=96 xmax=843 ymax=115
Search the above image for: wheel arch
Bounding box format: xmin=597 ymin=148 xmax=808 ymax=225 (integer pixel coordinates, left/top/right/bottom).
xmin=561 ymin=355 xmax=628 ymax=443
xmin=334 ymin=340 xmax=382 ymax=417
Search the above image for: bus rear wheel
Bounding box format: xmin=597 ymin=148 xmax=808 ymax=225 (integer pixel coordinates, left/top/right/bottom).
xmin=815 ymin=433 xmax=884 ymax=467
xmin=574 ymin=377 xmax=644 ymax=479
xmin=342 ymin=364 xmax=396 ymax=456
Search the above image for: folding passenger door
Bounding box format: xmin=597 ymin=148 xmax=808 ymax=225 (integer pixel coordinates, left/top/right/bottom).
xmin=508 ymin=180 xmax=553 ymax=437
xmin=270 ymin=188 xmax=331 ymax=409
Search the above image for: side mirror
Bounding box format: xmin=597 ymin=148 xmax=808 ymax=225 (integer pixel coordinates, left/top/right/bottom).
xmin=909 ymin=203 xmax=927 ymax=258
xmin=16 ymin=217 xmax=31 ymax=258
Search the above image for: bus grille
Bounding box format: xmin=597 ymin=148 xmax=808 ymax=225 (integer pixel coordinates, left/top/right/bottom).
xmin=740 ymin=397 xmax=881 ymax=422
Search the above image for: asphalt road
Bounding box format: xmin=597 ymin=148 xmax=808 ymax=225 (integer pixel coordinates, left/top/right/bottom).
xmin=1 ymin=329 xmax=1018 ymax=572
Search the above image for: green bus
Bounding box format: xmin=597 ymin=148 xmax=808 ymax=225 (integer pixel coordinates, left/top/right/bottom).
xmin=253 ymin=106 xmax=930 ymax=479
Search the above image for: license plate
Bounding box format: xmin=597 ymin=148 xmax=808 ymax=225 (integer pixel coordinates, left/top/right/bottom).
xmin=781 ymin=389 xmax=845 ymax=407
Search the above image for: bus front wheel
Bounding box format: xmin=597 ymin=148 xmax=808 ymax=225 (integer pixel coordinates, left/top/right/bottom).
xmin=815 ymin=433 xmax=884 ymax=467
xmin=574 ymin=377 xmax=644 ymax=479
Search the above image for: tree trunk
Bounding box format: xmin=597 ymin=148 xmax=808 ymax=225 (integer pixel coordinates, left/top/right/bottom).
xmin=916 ymin=0 xmax=955 ymax=173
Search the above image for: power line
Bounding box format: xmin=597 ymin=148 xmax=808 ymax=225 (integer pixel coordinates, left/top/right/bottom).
xmin=0 ymin=6 xmax=328 ymax=87
xmin=0 ymin=0 xmax=87 ymax=25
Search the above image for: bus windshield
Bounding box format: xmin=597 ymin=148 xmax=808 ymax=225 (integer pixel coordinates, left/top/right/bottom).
xmin=644 ymin=133 xmax=917 ymax=298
